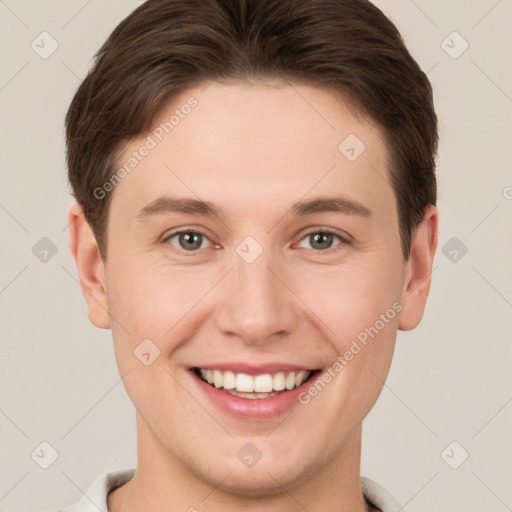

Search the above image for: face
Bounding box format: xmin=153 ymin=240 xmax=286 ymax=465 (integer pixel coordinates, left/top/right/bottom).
xmin=73 ymin=81 xmax=434 ymax=496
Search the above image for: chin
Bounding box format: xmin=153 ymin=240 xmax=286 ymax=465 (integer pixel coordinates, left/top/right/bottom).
xmin=198 ymin=453 xmax=316 ymax=498
xmin=211 ymin=471 xmax=299 ymax=498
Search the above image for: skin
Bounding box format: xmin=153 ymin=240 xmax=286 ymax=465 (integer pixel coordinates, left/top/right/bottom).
xmin=68 ymin=80 xmax=438 ymax=512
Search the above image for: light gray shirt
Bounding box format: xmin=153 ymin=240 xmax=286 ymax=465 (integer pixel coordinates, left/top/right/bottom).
xmin=58 ymin=467 xmax=405 ymax=512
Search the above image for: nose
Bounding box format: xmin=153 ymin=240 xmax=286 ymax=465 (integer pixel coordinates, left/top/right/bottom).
xmin=214 ymin=248 xmax=300 ymax=345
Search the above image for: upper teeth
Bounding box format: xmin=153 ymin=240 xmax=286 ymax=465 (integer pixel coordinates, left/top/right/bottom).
xmin=199 ymin=369 xmax=311 ymax=392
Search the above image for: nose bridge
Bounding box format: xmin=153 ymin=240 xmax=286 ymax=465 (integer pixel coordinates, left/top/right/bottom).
xmin=215 ymin=241 xmax=298 ymax=343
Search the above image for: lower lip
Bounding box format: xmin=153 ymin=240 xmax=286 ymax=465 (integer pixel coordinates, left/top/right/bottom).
xmin=189 ymin=370 xmax=320 ymax=420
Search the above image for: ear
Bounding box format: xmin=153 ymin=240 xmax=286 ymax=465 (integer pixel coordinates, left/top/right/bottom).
xmin=67 ymin=202 xmax=110 ymax=329
xmin=398 ymin=205 xmax=438 ymax=331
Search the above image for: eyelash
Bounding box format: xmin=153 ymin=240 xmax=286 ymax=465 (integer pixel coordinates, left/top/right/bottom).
xmin=162 ymin=228 xmax=350 ymax=256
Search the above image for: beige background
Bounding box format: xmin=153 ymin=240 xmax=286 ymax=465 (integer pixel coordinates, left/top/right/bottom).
xmin=0 ymin=1 xmax=511 ymax=511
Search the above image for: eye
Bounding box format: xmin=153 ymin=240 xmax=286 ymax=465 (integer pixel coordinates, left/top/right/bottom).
xmin=162 ymin=228 xmax=349 ymax=255
xmin=296 ymin=229 xmax=347 ymax=251
xmin=164 ymin=230 xmax=211 ymax=252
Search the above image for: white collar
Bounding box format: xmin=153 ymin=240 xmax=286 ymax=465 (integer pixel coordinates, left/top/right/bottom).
xmin=60 ymin=467 xmax=405 ymax=512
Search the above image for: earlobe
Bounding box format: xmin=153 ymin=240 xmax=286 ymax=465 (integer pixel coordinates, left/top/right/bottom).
xmin=398 ymin=205 xmax=438 ymax=331
xmin=67 ymin=202 xmax=111 ymax=329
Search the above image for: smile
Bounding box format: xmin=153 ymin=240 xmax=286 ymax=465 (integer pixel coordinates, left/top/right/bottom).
xmin=194 ymin=367 xmax=313 ymax=398
xmin=189 ymin=364 xmax=322 ymax=419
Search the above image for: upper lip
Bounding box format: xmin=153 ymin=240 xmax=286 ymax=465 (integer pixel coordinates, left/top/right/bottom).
xmin=190 ymin=362 xmax=318 ymax=376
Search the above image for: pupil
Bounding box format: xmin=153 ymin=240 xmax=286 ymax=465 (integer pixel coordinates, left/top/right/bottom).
xmin=181 ymin=232 xmax=202 ymax=250
xmin=312 ymin=232 xmax=332 ymax=250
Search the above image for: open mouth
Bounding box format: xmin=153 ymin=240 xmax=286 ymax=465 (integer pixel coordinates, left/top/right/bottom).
xmin=192 ymin=367 xmax=320 ymax=399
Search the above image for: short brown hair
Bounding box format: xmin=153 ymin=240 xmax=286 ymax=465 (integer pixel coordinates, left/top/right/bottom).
xmin=66 ymin=0 xmax=437 ymax=261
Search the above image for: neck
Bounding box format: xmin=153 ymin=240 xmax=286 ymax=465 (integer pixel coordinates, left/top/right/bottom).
xmin=108 ymin=413 xmax=375 ymax=512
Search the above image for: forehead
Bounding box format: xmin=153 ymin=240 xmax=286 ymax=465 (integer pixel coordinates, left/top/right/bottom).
xmin=109 ymin=80 xmax=395 ymax=226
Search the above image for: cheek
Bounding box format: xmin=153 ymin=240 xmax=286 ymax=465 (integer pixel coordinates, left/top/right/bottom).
xmin=296 ymin=259 xmax=401 ymax=345
xmin=293 ymin=258 xmax=401 ymax=409
xmin=106 ymin=264 xmax=204 ymax=412
xmin=107 ymin=261 xmax=214 ymax=353
xmin=293 ymin=262 xmax=400 ymax=431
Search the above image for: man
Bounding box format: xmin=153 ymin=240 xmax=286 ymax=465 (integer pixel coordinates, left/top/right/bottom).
xmin=61 ymin=0 xmax=438 ymax=510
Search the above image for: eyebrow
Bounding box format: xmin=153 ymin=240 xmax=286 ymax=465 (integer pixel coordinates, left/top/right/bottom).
xmin=133 ymin=194 xmax=372 ymax=221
